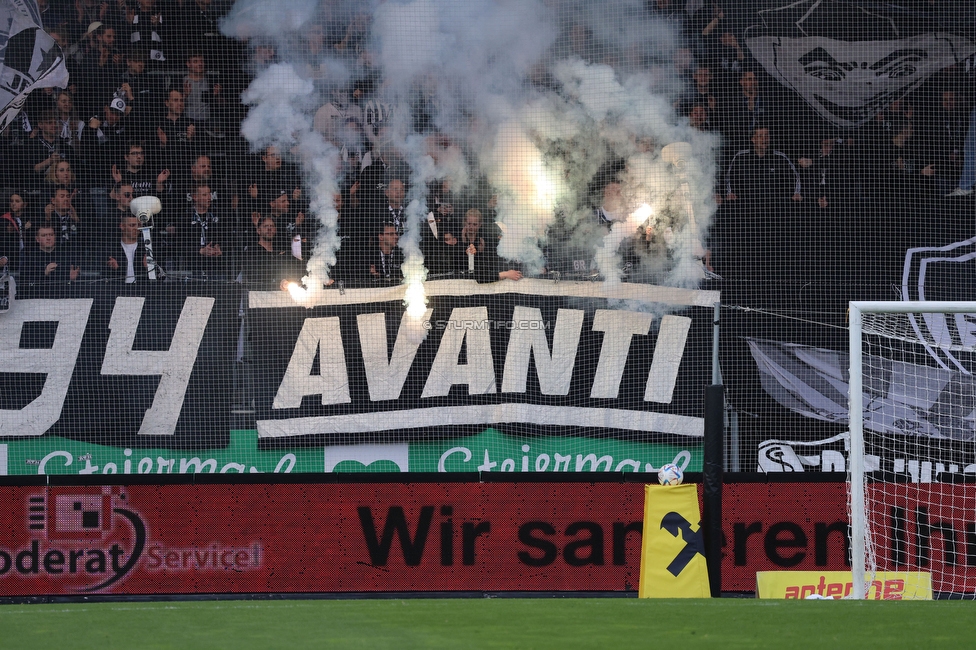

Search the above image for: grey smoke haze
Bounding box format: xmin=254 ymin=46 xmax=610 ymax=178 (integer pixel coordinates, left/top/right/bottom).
xmin=221 ymin=0 xmax=319 ymax=38
xmin=223 ymin=0 xmax=717 ymax=293
xmin=238 ymin=62 xmax=341 ymax=297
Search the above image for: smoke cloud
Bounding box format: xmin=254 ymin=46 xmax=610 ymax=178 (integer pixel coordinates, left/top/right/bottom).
xmin=222 ymin=0 xmax=718 ymax=302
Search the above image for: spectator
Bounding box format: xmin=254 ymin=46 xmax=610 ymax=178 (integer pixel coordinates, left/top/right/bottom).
xmin=47 ymin=27 xmax=81 ymax=98
xmin=20 ymin=224 xmax=80 ymax=286
xmin=25 ymin=111 xmax=74 ymax=193
xmin=111 ymin=140 xmax=171 ymax=197
xmin=687 ymin=64 xmax=719 ymax=114
xmin=330 ymin=10 xmax=371 ymax=60
xmin=183 ymin=51 xmax=224 ymax=138
xmin=155 ymin=89 xmax=197 ymax=167
xmin=420 ymin=180 xmax=459 ymax=275
xmin=44 ymin=159 xmax=81 ymax=196
xmin=76 ymin=22 xmax=124 ymax=118
xmin=552 ymin=180 xmax=628 ymax=277
xmin=876 ymin=116 xmax=935 ymax=196
xmin=172 ymin=154 xmax=235 ymax=218
xmin=375 ymin=177 xmax=406 ymax=234
xmin=341 ymin=75 xmax=398 ymax=135
xmin=36 ymin=0 xmax=68 ymax=31
xmin=725 ymin=126 xmax=802 ymax=203
xmin=472 ymin=222 xmax=522 ymax=284
xmin=178 ymin=183 xmax=229 ymax=279
xmin=117 ymin=45 xmax=165 ymax=138
xmin=97 ymin=182 xmax=136 ymax=245
xmin=712 ymin=29 xmax=746 ymax=78
xmin=457 ymin=208 xmax=489 ymax=275
xmin=124 ymin=0 xmax=171 ymax=71
xmin=261 ymin=189 xmax=306 ymax=256
xmin=595 ymin=181 xmax=629 ymax=228
xmin=313 ymin=87 xmax=358 ymax=141
xmin=367 ymin=221 xmax=403 ymax=283
xmin=357 ymin=125 xmax=409 ymax=216
xmin=723 ymin=69 xmax=767 ymax=151
xmin=71 ymin=3 xmax=115 ymax=42
xmin=332 ymin=191 xmax=362 ymax=282
xmin=245 ymin=145 xmax=302 ymax=217
xmin=867 ymin=99 xmax=915 ymax=153
xmin=0 ymin=231 xmax=14 ymax=278
xmin=797 ymin=134 xmax=856 ymax=210
xmin=1 ymin=192 xmax=27 ymax=273
xmin=919 ymin=90 xmax=968 ymax=196
xmin=242 ymin=216 xmax=303 ymax=290
xmin=103 ymin=214 xmax=148 ymax=283
xmin=458 ymin=208 xmax=522 ymax=282
xmin=43 ymin=187 xmax=83 ymax=263
xmin=648 ymin=0 xmax=686 ymax=27
xmin=53 ymin=92 xmax=84 ymax=151
xmin=687 ymin=102 xmax=715 ymax=132
xmin=687 ymin=2 xmax=727 ymax=48
xmin=332 ymin=116 xmax=372 ymax=181
xmin=174 ymin=0 xmax=226 ymax=67
xmin=44 ymin=159 xmax=89 ymax=227
xmin=79 ymin=102 xmax=131 ymax=212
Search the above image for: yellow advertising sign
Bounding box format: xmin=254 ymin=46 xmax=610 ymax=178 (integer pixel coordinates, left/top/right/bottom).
xmin=638 ymin=484 xmax=710 ymax=598
xmin=756 ymin=571 xmax=933 ymax=600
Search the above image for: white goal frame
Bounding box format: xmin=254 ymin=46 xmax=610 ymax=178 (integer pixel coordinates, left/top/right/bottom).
xmin=849 ymin=300 xmax=976 ymax=599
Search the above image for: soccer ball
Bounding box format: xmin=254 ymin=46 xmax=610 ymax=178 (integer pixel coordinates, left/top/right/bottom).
xmin=658 ymin=463 xmax=683 ymax=486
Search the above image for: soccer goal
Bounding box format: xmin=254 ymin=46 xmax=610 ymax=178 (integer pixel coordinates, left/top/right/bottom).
xmin=849 ymin=301 xmax=976 ymax=599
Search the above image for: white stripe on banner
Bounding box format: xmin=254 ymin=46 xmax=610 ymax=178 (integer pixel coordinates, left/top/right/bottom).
xmin=0 ymin=444 xmax=6 ymax=475
xmin=248 ymin=279 xmax=720 ymax=310
xmin=257 ymin=404 xmax=704 ymax=439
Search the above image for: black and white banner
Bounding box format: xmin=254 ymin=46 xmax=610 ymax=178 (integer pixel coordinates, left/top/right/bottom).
xmin=748 ymin=337 xmax=976 ymax=480
xmin=747 ymin=337 xmax=976 ymax=440
xmin=0 ymin=0 xmax=69 ymax=132
xmin=248 ymin=279 xmax=718 ymax=444
xmin=745 ymin=1 xmax=976 ymax=128
xmin=0 ymin=284 xmax=237 ymax=448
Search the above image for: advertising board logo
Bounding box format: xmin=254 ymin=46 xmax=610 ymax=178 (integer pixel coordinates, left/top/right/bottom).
xmin=902 ymin=237 xmax=976 ymax=374
xmin=659 ymin=512 xmax=705 ymax=577
xmin=1 ymin=487 xmax=145 ymax=592
xmin=757 ymin=433 xmax=852 ymax=473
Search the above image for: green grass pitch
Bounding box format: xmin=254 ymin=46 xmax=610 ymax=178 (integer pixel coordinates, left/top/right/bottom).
xmin=0 ymin=598 xmax=971 ymax=649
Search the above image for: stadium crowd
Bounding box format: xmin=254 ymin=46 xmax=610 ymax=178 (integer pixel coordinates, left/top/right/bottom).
xmin=2 ymin=1 xmax=975 ymax=297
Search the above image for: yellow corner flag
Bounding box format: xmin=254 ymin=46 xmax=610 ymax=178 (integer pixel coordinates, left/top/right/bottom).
xmin=639 ymin=483 xmax=711 ymax=598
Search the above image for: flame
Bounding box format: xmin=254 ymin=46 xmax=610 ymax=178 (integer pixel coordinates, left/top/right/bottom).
xmin=399 ymin=253 xmax=428 ymax=320
xmin=629 ymin=203 xmax=653 ymax=227
xmin=404 ymin=280 xmax=428 ymax=320
xmin=285 ymin=281 xmax=307 ymax=302
xmin=530 ymin=158 xmax=557 ymax=212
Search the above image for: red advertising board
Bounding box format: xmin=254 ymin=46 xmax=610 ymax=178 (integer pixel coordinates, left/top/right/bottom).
xmin=866 ymin=483 xmax=976 ymax=595
xmin=0 ymin=482 xmax=848 ymax=596
xmin=721 ymin=482 xmax=849 ymax=591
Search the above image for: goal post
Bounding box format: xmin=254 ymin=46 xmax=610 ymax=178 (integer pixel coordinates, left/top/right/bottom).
xmin=849 ymin=301 xmax=976 ymax=600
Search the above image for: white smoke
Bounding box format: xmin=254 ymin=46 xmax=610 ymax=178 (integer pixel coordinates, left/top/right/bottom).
xmin=224 ymin=0 xmax=718 ymax=302
xmin=221 ymin=0 xmax=319 ymax=40
xmin=239 ymin=63 xmax=341 ymax=300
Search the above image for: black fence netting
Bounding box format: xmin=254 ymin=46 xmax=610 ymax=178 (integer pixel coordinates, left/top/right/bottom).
xmin=0 ymin=0 xmax=974 ymax=481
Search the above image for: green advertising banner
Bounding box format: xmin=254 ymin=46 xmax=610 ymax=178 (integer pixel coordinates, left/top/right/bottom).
xmin=0 ymin=429 xmax=700 ymax=476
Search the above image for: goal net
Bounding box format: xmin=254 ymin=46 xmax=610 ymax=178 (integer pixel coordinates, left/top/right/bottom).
xmin=849 ymin=301 xmax=976 ymax=599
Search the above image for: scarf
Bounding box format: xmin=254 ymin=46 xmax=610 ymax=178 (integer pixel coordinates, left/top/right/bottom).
xmin=192 ymin=212 xmax=217 ymax=246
